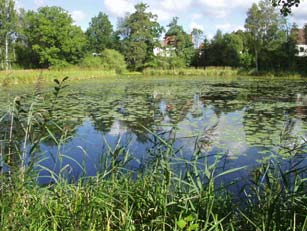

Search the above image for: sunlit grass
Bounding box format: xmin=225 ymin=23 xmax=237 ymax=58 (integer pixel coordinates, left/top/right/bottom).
xmin=143 ymin=66 xmax=240 ymax=77
xmin=0 ymin=68 xmax=118 ymax=86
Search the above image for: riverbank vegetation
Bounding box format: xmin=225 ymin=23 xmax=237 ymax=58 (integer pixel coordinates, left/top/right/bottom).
xmin=1 ymin=150 xmax=307 ymax=231
xmin=1 ymin=0 xmax=307 ymax=77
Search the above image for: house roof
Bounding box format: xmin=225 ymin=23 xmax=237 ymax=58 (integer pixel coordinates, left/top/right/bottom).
xmin=296 ymin=29 xmax=306 ymax=45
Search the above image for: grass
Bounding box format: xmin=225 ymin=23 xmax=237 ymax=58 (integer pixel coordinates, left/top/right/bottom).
xmin=0 ymin=66 xmax=304 ymax=87
xmin=1 ymin=77 xmax=307 ymax=230
xmin=0 ymin=68 xmax=120 ymax=86
xmin=1 ymin=138 xmax=307 ymax=230
xmin=143 ymin=67 xmax=240 ymax=77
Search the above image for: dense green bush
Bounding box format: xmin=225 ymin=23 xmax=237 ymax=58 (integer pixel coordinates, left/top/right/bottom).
xmin=101 ymin=49 xmax=127 ymax=74
xmin=79 ymin=55 xmax=104 ymax=69
xmin=80 ymin=49 xmax=126 ymax=74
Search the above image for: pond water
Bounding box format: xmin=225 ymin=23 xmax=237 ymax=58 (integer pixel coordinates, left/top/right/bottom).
xmin=1 ymin=76 xmax=307 ymax=183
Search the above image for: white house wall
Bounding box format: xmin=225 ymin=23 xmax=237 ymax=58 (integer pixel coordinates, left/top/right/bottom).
xmin=296 ymin=45 xmax=307 ymax=57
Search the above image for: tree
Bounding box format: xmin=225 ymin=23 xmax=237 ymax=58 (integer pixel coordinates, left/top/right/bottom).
xmin=270 ymin=0 xmax=300 ymax=16
xmin=86 ymin=12 xmax=113 ymax=53
xmin=191 ymin=28 xmax=204 ymax=49
xmin=18 ymin=6 xmax=87 ymax=68
xmin=201 ymin=30 xmax=225 ymax=66
xmin=200 ymin=30 xmax=243 ymax=67
xmin=0 ymin=0 xmax=17 ymax=70
xmin=165 ymin=17 xmax=194 ymax=67
xmin=117 ymin=3 xmax=163 ymax=71
xmin=244 ymin=0 xmax=285 ymax=71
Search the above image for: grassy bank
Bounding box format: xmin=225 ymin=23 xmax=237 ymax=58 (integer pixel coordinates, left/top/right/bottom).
xmin=1 ymin=67 xmax=305 ymax=87
xmin=0 ymin=68 xmax=120 ymax=86
xmin=143 ymin=67 xmax=240 ymax=77
xmin=143 ymin=67 xmax=306 ymax=78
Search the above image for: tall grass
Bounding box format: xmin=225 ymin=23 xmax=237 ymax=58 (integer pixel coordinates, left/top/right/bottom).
xmin=0 ymin=78 xmax=307 ymax=230
xmin=0 ymin=68 xmax=118 ymax=86
xmin=143 ymin=67 xmax=240 ymax=77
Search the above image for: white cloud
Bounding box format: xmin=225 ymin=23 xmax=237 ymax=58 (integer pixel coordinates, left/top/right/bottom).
xmin=160 ymin=0 xmax=192 ymax=11
xmin=103 ymin=0 xmax=194 ymax=21
xmin=215 ymin=23 xmax=244 ymax=32
xmin=196 ymin=0 xmax=255 ymax=18
xmin=104 ymin=0 xmax=135 ymax=17
xmin=291 ymin=1 xmax=307 ymax=27
xmin=71 ymin=10 xmax=87 ymax=25
xmin=151 ymin=8 xmax=172 ymax=21
xmin=101 ymin=0 xmax=257 ymax=35
xmin=192 ymin=13 xmax=203 ymax=20
xmin=190 ymin=22 xmax=204 ymax=32
xmin=15 ymin=0 xmax=22 ymax=9
xmin=34 ymin=0 xmax=46 ymax=8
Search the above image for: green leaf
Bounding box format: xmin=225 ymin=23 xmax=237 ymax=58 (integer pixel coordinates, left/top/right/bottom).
xmin=63 ymin=76 xmax=69 ymax=82
xmin=177 ymin=219 xmax=187 ymax=229
xmin=189 ymin=223 xmax=199 ymax=230
xmin=185 ymin=215 xmax=194 ymax=222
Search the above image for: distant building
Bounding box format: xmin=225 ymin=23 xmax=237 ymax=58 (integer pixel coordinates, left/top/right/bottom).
xmin=153 ymin=37 xmax=176 ymax=57
xmin=164 ymin=35 xmax=177 ymax=47
xmin=294 ymin=28 xmax=307 ymax=57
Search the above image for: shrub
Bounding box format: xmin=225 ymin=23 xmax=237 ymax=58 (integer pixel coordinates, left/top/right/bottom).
xmin=79 ymin=55 xmax=104 ymax=69
xmin=101 ymin=49 xmax=126 ymax=74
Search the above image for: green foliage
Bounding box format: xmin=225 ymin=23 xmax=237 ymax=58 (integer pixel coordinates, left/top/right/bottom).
xmin=143 ymin=67 xmax=239 ymax=76
xmin=200 ymin=30 xmax=244 ymax=67
xmin=176 ymin=215 xmax=199 ymax=230
xmin=0 ymin=1 xmax=305 ymax=75
xmin=245 ymin=0 xmax=287 ymax=72
xmin=79 ymin=55 xmax=104 ymax=68
xmin=86 ymin=12 xmax=113 ymax=53
xmin=101 ymin=49 xmax=126 ymax=73
xmin=0 ymin=0 xmax=17 ymax=70
xmin=165 ymin=17 xmax=195 ymax=67
xmin=117 ymin=3 xmax=164 ymax=71
xmin=17 ymin=6 xmax=87 ymax=68
xmin=80 ymin=49 xmax=126 ymax=73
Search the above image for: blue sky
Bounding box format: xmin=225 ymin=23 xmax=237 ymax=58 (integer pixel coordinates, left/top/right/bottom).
xmin=16 ymin=0 xmax=307 ymax=39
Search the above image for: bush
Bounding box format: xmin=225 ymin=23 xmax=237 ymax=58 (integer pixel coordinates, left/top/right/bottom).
xmin=80 ymin=55 xmax=104 ymax=69
xmin=80 ymin=49 xmax=126 ymax=74
xmin=101 ymin=49 xmax=126 ymax=74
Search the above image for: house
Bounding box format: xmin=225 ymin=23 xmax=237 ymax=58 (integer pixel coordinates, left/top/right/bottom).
xmin=153 ymin=37 xmax=176 ymax=57
xmin=294 ymin=28 xmax=307 ymax=57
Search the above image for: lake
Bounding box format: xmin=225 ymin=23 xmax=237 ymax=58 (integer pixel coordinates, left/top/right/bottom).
xmin=1 ymin=76 xmax=307 ymax=183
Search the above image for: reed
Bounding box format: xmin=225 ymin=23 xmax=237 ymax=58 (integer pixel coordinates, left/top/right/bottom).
xmin=143 ymin=67 xmax=240 ymax=77
xmin=0 ymin=68 xmax=118 ymax=86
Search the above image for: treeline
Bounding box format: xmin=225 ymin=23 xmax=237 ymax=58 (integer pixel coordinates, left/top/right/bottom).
xmin=0 ymin=0 xmax=306 ymax=74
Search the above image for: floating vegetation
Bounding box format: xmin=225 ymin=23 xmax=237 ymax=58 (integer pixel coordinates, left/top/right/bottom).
xmin=1 ymin=76 xmax=307 ymax=167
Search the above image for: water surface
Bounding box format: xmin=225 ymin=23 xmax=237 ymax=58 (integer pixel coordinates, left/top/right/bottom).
xmin=1 ymin=76 xmax=307 ymax=182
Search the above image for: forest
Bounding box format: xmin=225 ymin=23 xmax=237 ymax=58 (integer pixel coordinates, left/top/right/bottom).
xmin=0 ymin=0 xmax=306 ymax=75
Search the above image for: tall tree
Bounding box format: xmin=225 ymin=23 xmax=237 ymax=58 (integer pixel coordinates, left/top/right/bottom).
xmin=200 ymin=30 xmax=243 ymax=67
xmin=165 ymin=17 xmax=194 ymax=67
xmin=191 ymin=28 xmax=204 ymax=49
xmin=117 ymin=3 xmax=163 ymax=71
xmin=0 ymin=0 xmax=17 ymax=70
xmin=244 ymin=0 xmax=285 ymax=71
xmin=86 ymin=12 xmax=113 ymax=53
xmin=19 ymin=6 xmax=87 ymax=68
